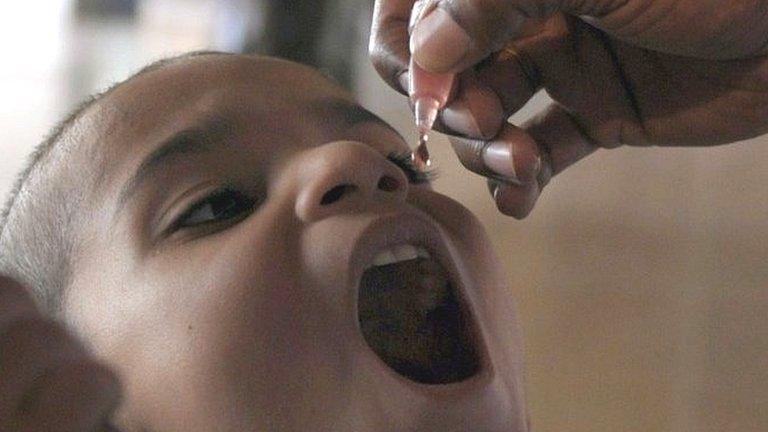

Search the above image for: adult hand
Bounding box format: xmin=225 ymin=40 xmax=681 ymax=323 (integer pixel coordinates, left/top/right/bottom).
xmin=370 ymin=0 xmax=768 ymax=217
xmin=0 ymin=276 xmax=122 ymax=431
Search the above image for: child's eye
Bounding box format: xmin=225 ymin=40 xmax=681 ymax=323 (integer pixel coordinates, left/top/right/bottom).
xmin=175 ymin=189 xmax=255 ymax=229
xmin=387 ymin=152 xmax=437 ymax=184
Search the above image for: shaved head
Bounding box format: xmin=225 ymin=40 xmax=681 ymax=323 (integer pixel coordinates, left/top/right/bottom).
xmin=0 ymin=51 xmax=233 ymax=316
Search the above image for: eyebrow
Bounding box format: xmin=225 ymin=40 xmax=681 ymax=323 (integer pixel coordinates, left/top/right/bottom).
xmin=310 ymin=98 xmax=404 ymax=139
xmin=115 ymin=116 xmax=234 ymax=210
xmin=115 ymin=99 xmax=401 ymax=211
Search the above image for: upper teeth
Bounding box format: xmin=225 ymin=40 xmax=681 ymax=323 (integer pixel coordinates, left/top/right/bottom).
xmin=371 ymin=244 xmax=430 ymax=267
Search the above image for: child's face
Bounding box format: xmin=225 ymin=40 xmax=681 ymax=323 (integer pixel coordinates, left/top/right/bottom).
xmin=65 ymin=55 xmax=527 ymax=431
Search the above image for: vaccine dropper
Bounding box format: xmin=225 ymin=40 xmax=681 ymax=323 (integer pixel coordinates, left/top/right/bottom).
xmin=407 ymin=0 xmax=455 ymax=169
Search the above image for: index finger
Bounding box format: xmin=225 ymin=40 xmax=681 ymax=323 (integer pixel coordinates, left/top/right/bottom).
xmin=369 ymin=0 xmax=416 ymax=94
xmin=0 ymin=276 xmax=40 ymax=330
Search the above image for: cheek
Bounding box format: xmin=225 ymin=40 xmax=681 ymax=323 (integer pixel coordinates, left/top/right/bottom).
xmin=76 ymin=214 xmax=307 ymax=428
xmin=150 ymin=217 xmax=301 ymax=370
xmin=160 ymin=218 xmax=356 ymax=427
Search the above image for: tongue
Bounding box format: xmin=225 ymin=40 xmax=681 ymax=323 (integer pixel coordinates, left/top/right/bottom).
xmin=357 ymin=257 xmax=480 ymax=384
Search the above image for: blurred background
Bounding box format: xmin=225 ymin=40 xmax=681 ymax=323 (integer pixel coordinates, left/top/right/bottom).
xmin=1 ymin=1 xmax=767 ymax=431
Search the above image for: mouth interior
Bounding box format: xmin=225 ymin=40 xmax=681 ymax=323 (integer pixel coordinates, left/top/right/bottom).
xmin=357 ymin=255 xmax=481 ymax=384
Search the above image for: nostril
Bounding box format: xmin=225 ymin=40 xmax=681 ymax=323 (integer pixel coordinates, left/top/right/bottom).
xmin=320 ymin=184 xmax=357 ymax=206
xmin=377 ymin=175 xmax=400 ymax=192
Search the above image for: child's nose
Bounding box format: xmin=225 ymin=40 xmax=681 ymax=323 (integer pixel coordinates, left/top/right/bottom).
xmin=294 ymin=141 xmax=409 ymax=223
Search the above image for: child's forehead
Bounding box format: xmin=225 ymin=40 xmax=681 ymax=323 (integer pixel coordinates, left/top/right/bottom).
xmin=108 ymin=55 xmax=352 ymax=125
xmin=84 ymin=55 xmax=359 ymax=176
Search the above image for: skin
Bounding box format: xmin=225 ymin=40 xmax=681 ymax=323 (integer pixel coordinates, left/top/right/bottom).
xmin=0 ymin=55 xmax=529 ymax=431
xmin=369 ymin=0 xmax=768 ymax=218
xmin=0 ymin=276 xmax=122 ymax=431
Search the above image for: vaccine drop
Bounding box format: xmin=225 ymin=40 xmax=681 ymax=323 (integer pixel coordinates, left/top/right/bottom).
xmin=412 ymin=133 xmax=431 ymax=169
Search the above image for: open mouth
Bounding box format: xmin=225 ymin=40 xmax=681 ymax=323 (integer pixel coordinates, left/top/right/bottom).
xmin=357 ymin=244 xmax=482 ymax=385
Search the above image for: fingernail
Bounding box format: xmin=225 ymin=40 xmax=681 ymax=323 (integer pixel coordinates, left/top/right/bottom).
xmin=410 ymin=7 xmax=471 ymax=72
xmin=442 ymin=82 xmax=504 ymax=139
xmin=441 ymin=100 xmax=482 ymax=137
xmin=487 ymin=180 xmax=501 ymax=199
xmin=482 ymin=141 xmax=518 ymax=182
xmin=397 ymin=71 xmax=410 ymax=94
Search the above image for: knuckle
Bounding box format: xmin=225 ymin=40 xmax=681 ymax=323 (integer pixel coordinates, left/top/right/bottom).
xmin=80 ymin=361 xmax=121 ymax=394
xmin=0 ymin=318 xmax=82 ymax=363
xmin=21 ymin=361 xmax=122 ymax=427
xmin=0 ymin=275 xmax=23 ymax=289
xmin=369 ymin=46 xmax=391 ymax=73
xmin=0 ymin=277 xmax=38 ymax=318
xmin=1 ymin=318 xmax=67 ymax=344
xmin=53 ymin=360 xmax=122 ymax=398
xmin=371 ymin=39 xmax=408 ymax=74
xmin=0 ymin=307 xmax=41 ymax=337
xmin=368 ymin=18 xmax=409 ymax=83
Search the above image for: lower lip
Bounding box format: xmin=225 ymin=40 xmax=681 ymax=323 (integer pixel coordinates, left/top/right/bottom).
xmin=350 ymin=214 xmax=494 ymax=395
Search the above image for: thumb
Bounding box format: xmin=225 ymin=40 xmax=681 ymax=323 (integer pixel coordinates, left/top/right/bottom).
xmin=410 ymin=0 xmax=591 ymax=73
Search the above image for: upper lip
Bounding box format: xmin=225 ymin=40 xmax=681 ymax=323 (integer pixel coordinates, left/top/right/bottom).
xmin=348 ymin=210 xmax=493 ymax=391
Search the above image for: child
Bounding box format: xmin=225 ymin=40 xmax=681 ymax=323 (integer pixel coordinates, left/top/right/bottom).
xmin=0 ymin=52 xmax=528 ymax=431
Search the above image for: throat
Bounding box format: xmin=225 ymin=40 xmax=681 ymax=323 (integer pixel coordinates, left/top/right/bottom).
xmin=357 ymin=257 xmax=481 ymax=384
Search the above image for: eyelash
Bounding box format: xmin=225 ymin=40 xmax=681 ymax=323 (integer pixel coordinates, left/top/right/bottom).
xmin=386 ymin=152 xmax=437 ymax=184
xmin=173 ymin=188 xmax=255 ymax=231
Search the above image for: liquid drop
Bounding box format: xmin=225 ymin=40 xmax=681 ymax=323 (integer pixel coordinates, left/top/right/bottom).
xmin=412 ymin=133 xmax=431 ymax=169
